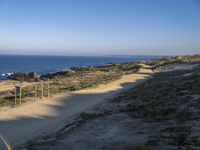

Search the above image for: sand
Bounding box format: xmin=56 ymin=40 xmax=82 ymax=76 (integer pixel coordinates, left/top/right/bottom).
xmin=0 ymin=67 xmax=153 ymax=149
xmin=0 ymin=81 xmax=32 ymax=92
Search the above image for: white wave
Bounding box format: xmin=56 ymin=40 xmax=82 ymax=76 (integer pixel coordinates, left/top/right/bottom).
xmin=1 ymin=73 xmax=14 ymax=77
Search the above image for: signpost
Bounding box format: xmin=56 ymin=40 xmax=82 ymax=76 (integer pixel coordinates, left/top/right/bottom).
xmin=15 ymin=86 xmax=22 ymax=106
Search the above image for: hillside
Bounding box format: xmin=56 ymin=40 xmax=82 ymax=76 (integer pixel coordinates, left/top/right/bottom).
xmin=27 ymin=55 xmax=200 ymax=150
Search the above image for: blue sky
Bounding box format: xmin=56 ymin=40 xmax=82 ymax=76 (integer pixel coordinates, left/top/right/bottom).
xmin=0 ymin=0 xmax=199 ymax=56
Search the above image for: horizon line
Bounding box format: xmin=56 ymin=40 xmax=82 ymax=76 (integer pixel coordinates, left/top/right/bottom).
xmin=0 ymin=53 xmax=176 ymax=57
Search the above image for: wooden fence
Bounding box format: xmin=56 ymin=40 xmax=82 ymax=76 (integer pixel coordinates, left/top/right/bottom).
xmin=13 ymin=80 xmax=50 ymax=106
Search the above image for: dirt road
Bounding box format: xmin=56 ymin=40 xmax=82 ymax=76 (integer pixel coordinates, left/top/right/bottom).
xmin=0 ymin=68 xmax=152 ymax=149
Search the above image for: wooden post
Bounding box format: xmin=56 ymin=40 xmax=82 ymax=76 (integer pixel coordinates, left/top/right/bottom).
xmin=19 ymin=86 xmax=22 ymax=106
xmin=14 ymin=88 xmax=17 ymax=105
xmin=47 ymin=79 xmax=49 ymax=98
xmin=34 ymin=84 xmax=37 ymax=100
xmin=41 ymin=81 xmax=44 ymax=99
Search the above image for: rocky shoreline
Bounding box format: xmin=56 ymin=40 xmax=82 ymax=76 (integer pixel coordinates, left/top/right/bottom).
xmin=6 ymin=62 xmax=143 ymax=82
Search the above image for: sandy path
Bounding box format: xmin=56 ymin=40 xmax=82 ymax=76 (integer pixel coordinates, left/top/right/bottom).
xmin=0 ymin=69 xmax=152 ymax=149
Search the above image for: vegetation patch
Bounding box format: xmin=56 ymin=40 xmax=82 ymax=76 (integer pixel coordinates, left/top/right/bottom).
xmin=0 ymin=62 xmax=142 ymax=107
xmin=112 ymin=57 xmax=200 ymax=149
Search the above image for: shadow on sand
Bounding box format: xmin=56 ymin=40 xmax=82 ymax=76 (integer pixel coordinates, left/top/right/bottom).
xmin=0 ymin=74 xmax=150 ymax=149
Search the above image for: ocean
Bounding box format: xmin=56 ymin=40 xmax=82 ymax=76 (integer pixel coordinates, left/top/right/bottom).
xmin=0 ymin=55 xmax=164 ymax=80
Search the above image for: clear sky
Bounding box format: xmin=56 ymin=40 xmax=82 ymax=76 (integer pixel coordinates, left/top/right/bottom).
xmin=0 ymin=0 xmax=199 ymax=56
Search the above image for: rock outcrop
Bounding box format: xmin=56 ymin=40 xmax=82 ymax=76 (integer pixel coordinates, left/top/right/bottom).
xmin=8 ymin=72 xmax=40 ymax=82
